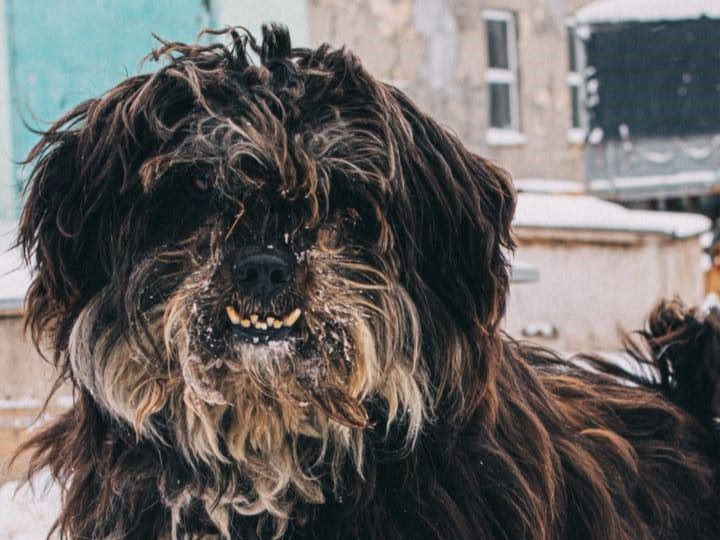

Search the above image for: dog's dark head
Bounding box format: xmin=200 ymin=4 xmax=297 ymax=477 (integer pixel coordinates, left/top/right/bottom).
xmin=20 ymin=26 xmax=515 ymax=534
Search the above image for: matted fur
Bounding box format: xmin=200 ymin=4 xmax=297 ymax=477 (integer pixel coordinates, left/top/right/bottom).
xmin=15 ymin=26 xmax=720 ymax=539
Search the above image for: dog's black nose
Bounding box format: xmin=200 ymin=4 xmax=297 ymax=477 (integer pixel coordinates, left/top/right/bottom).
xmin=232 ymin=249 xmax=293 ymax=299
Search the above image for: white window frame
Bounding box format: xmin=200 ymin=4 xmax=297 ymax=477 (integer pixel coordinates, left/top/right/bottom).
xmin=483 ymin=9 xmax=524 ymax=146
xmin=566 ymin=26 xmax=588 ymax=144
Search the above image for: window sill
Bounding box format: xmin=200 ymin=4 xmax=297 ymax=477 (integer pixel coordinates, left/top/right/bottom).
xmin=486 ymin=128 xmax=526 ymax=147
xmin=567 ymin=128 xmax=587 ymax=145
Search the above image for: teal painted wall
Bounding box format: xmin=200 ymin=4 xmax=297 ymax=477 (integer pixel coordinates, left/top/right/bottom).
xmin=0 ymin=0 xmax=14 ymax=219
xmin=4 ymin=0 xmax=210 ymax=218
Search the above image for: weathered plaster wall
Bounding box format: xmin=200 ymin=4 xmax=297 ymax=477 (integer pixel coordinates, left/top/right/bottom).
xmin=308 ymin=0 xmax=597 ymax=182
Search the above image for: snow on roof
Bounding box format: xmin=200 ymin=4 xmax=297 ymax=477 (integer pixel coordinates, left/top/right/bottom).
xmin=0 ymin=223 xmax=30 ymax=310
xmin=514 ymin=178 xmax=585 ymax=195
xmin=575 ymin=0 xmax=720 ymax=24
xmin=514 ymin=192 xmax=711 ymax=238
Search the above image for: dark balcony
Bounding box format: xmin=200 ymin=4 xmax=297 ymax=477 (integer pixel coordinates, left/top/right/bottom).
xmin=573 ymin=4 xmax=720 ymax=204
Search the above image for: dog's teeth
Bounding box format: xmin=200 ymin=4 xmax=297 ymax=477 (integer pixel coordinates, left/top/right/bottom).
xmin=226 ymin=306 xmax=241 ymax=325
xmin=266 ymin=316 xmax=275 ymax=325
xmin=283 ymin=308 xmax=302 ymax=327
xmin=240 ymin=319 xmax=251 ymax=328
xmin=250 ymin=314 xmax=259 ymax=324
xmin=255 ymin=322 xmax=268 ymax=330
xmin=272 ymin=319 xmax=283 ymax=329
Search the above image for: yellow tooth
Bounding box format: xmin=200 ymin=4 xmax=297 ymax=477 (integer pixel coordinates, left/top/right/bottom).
xmin=240 ymin=319 xmax=251 ymax=328
xmin=283 ymin=308 xmax=302 ymax=327
xmin=250 ymin=314 xmax=259 ymax=324
xmin=272 ymin=319 xmax=283 ymax=329
xmin=266 ymin=316 xmax=275 ymax=325
xmin=226 ymin=306 xmax=241 ymax=325
xmin=255 ymin=321 xmax=268 ymax=330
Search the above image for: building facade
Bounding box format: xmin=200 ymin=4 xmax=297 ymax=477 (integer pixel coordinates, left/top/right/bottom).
xmin=1 ymin=1 xmax=717 ymax=218
xmin=308 ymin=0 xmax=720 ymax=212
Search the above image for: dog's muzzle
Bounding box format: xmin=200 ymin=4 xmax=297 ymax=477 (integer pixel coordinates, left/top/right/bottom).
xmin=225 ymin=246 xmax=303 ymax=344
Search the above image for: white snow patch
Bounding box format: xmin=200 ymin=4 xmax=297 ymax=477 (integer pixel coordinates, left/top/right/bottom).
xmin=701 ymin=253 xmax=713 ymax=272
xmin=701 ymin=292 xmax=720 ymax=313
xmin=588 ymin=127 xmax=604 ymax=145
xmin=575 ymin=0 xmax=720 ymax=24
xmin=486 ymin=128 xmax=527 ymax=147
xmin=514 ymin=192 xmax=711 ymax=238
xmin=700 ymin=231 xmax=715 ymax=249
xmin=0 ymin=470 xmax=60 ymax=539
xmin=567 ymin=128 xmax=587 ymax=145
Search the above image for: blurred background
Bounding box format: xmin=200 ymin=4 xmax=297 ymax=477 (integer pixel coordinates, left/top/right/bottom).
xmin=0 ymin=0 xmax=719 ymax=533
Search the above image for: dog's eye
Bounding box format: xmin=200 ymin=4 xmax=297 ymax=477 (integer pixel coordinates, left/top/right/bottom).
xmin=193 ymin=171 xmax=213 ymax=193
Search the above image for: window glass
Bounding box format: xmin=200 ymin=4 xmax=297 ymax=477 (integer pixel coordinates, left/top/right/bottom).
xmin=486 ymin=20 xmax=509 ymax=69
xmin=489 ymin=83 xmax=512 ymax=129
xmin=567 ymin=30 xmax=578 ymax=72
xmin=571 ymin=85 xmax=581 ymax=129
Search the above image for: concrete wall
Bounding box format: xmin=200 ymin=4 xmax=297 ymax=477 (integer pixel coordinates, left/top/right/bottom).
xmin=505 ymin=229 xmax=706 ymax=351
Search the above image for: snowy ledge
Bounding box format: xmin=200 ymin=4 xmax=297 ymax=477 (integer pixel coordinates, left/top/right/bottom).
xmin=486 ymin=128 xmax=527 ymax=147
xmin=514 ymin=192 xmax=711 ymax=239
xmin=575 ymin=0 xmax=720 ymax=24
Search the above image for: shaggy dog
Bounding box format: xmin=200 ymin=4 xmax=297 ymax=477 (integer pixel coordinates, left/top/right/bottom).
xmin=16 ymin=26 xmax=720 ymax=539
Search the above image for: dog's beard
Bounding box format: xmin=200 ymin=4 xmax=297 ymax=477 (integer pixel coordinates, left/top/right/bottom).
xmin=67 ymin=224 xmax=428 ymax=536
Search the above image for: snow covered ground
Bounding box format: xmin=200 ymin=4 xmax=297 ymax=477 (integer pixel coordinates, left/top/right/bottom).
xmin=0 ymin=470 xmax=60 ymax=539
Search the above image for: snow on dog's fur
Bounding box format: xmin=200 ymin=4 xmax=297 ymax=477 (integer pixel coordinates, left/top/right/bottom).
xmin=16 ymin=25 xmax=720 ymax=539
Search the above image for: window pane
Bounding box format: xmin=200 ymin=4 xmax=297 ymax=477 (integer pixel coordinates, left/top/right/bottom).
xmin=486 ymin=20 xmax=509 ymax=69
xmin=489 ymin=83 xmax=512 ymax=128
xmin=571 ymin=85 xmax=581 ymax=128
xmin=586 ymin=19 xmax=720 ymax=138
xmin=567 ymin=30 xmax=578 ymax=72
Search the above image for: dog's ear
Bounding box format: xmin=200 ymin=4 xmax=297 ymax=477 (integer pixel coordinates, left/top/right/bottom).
xmin=387 ymin=87 xmax=516 ymax=333
xmin=384 ymin=87 xmax=516 ymax=417
xmin=19 ymin=78 xmax=152 ymax=355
